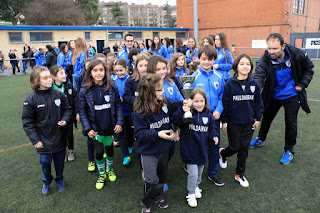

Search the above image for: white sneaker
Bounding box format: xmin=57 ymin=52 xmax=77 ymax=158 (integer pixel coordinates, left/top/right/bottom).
xmin=186 ymin=193 xmax=197 ymax=207
xmin=68 ymin=150 xmax=75 ymax=161
xmin=195 ymin=187 xmax=202 ymax=198
xmin=235 ymin=174 xmax=249 ymax=188
xmin=219 ymin=148 xmax=227 ymax=169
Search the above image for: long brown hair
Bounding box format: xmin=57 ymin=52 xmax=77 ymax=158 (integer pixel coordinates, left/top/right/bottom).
xmin=175 ymin=38 xmax=183 ymax=51
xmin=30 ymin=66 xmax=50 ymax=91
xmin=232 ymin=53 xmax=253 ymax=78
xmin=81 ymin=58 xmax=93 ymax=77
xmin=83 ymin=59 xmax=113 ymax=91
xmin=132 ymin=54 xmax=150 ymax=81
xmin=190 ymin=88 xmax=210 ymax=113
xmin=151 ymin=36 xmax=161 ymax=52
xmin=147 ymin=55 xmax=172 ymax=84
xmin=72 ymin=38 xmax=88 ymax=65
xmin=133 ymin=74 xmax=165 ymax=116
xmin=172 ymin=53 xmax=187 ymax=77
xmin=188 ymin=38 xmax=197 ymax=59
xmin=215 ymin=32 xmax=233 ymax=63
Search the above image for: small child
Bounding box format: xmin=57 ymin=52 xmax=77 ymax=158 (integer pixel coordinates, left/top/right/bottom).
xmin=22 ymin=66 xmax=72 ymax=195
xmin=172 ymin=88 xmax=218 ymax=207
xmin=78 ymin=59 xmax=124 ymax=190
xmin=112 ymin=59 xmax=134 ymax=166
xmin=133 ymin=74 xmax=181 ymax=213
xmin=220 ymin=54 xmax=263 ymax=187
xmin=50 ymin=65 xmax=78 ymax=162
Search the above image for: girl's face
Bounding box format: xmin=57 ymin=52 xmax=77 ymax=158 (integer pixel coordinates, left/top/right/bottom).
xmin=203 ymin=38 xmax=210 ymax=46
xmin=70 ymin=41 xmax=75 ymax=49
xmin=154 ymin=37 xmax=160 ymax=44
xmin=155 ymin=80 xmax=164 ymax=101
xmin=91 ymin=64 xmax=105 ymax=84
xmin=54 ymin=69 xmax=67 ymax=83
xmin=237 ymin=57 xmax=251 ymax=78
xmin=148 ymin=40 xmax=152 ymax=46
xmin=176 ymin=56 xmax=185 ymax=67
xmin=192 ymin=93 xmax=206 ymax=112
xmin=162 ymin=39 xmax=166 ymax=45
xmin=114 ymin=64 xmax=128 ymax=79
xmin=155 ymin=62 xmax=167 ymax=78
xmin=132 ymin=55 xmax=137 ymax=63
xmin=85 ymin=61 xmax=90 ymax=71
xmin=199 ymin=53 xmax=215 ymax=72
xmin=139 ymin=44 xmax=144 ymax=49
xmin=64 ymin=45 xmax=69 ymax=53
xmin=215 ymin=35 xmax=221 ymax=48
xmin=39 ymin=71 xmax=53 ymax=90
xmin=188 ymin=39 xmax=195 ymax=48
xmin=137 ymin=59 xmax=148 ymax=76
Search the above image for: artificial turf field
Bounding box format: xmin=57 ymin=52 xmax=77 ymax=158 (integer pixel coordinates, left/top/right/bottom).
xmin=0 ymin=60 xmax=319 ymax=213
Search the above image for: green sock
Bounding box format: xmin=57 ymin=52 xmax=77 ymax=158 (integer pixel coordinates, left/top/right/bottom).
xmin=95 ymin=158 xmax=106 ymax=176
xmin=106 ymin=156 xmax=114 ymax=170
xmin=113 ymin=135 xmax=118 ymax=141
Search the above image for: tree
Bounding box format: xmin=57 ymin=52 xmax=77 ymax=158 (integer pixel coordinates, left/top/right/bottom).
xmin=111 ymin=3 xmax=124 ymax=26
xmin=0 ymin=0 xmax=29 ymax=25
xmin=163 ymin=2 xmax=176 ymax=28
xmin=23 ymin=0 xmax=86 ymax=25
xmin=75 ymin=0 xmax=101 ymax=25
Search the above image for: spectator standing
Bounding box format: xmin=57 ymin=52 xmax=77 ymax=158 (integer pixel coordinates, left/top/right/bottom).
xmin=0 ymin=51 xmax=5 ymax=73
xmin=43 ymin=45 xmax=58 ymax=68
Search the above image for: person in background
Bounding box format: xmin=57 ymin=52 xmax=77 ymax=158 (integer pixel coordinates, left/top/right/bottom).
xmin=162 ymin=37 xmax=173 ymax=60
xmin=0 ymin=51 xmax=5 ymax=73
xmin=30 ymin=47 xmax=37 ymax=69
xmin=139 ymin=43 xmax=148 ymax=53
xmin=186 ymin=38 xmax=198 ymax=64
xmin=87 ymin=44 xmax=94 ymax=59
xmin=113 ymin=42 xmax=119 ymax=53
xmin=117 ymin=33 xmax=135 ymax=64
xmin=150 ymin=36 xmax=167 ymax=59
xmin=128 ymin=48 xmax=140 ymax=75
xmin=147 ymin=39 xmax=153 ymax=52
xmin=53 ymin=44 xmax=59 ymax=54
xmin=43 ymin=45 xmax=58 ymax=69
xmin=9 ymin=49 xmax=20 ymax=75
xmin=72 ymin=38 xmax=87 ymax=92
xmin=34 ymin=47 xmax=47 ymax=67
xmin=203 ymin=36 xmax=214 ymax=47
xmin=175 ymin=39 xmax=188 ymax=55
xmin=22 ymin=47 xmax=32 ymax=74
xmin=57 ymin=44 xmax=70 ymax=80
xmin=134 ymin=41 xmax=139 ymax=49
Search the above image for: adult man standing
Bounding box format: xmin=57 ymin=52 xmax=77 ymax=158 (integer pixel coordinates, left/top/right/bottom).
xmin=113 ymin=42 xmax=119 ymax=53
xmin=251 ymin=33 xmax=314 ymax=165
xmin=117 ymin=34 xmax=134 ymax=64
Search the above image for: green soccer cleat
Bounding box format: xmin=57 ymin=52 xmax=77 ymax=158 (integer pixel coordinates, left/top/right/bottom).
xmin=88 ymin=161 xmax=95 ymax=172
xmin=96 ymin=174 xmax=107 ymax=190
xmin=107 ymin=169 xmax=117 ymax=182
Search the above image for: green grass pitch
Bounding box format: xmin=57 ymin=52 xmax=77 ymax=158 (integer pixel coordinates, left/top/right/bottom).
xmin=0 ymin=60 xmax=319 ymax=213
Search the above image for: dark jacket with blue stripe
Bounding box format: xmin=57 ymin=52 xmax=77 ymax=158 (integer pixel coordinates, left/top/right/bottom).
xmin=253 ymin=44 xmax=314 ymax=113
xmin=133 ymin=98 xmax=182 ymax=155
xmin=172 ymin=107 xmax=217 ymax=165
xmin=221 ymin=77 xmax=263 ymax=125
xmin=78 ymin=82 xmax=124 ymax=136
xmin=123 ymin=76 xmax=139 ymax=108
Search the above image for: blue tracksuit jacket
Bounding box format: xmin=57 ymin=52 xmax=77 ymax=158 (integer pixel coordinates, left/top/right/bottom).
xmin=175 ymin=67 xmax=190 ymax=77
xmin=149 ymin=45 xmax=167 ymax=59
xmin=117 ymin=45 xmax=129 ymax=64
xmin=186 ymin=47 xmax=198 ymax=64
xmin=163 ymin=78 xmax=184 ymax=101
xmin=57 ymin=52 xmax=70 ymax=71
xmin=33 ymin=51 xmax=46 ymax=66
xmin=213 ymin=47 xmax=234 ymax=80
xmin=73 ymin=51 xmax=86 ymax=77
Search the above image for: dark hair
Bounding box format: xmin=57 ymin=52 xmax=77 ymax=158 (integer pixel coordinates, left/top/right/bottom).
xmin=151 ymin=36 xmax=161 ymax=52
xmin=124 ymin=33 xmax=134 ymax=41
xmin=112 ymin=58 xmax=127 ymax=69
xmin=30 ymin=66 xmax=50 ymax=91
xmin=232 ymin=53 xmax=254 ymax=78
xmin=266 ymin=33 xmax=285 ymax=46
xmin=132 ymin=54 xmax=150 ymax=81
xmin=163 ymin=37 xmax=171 ymax=48
xmin=208 ymin=34 xmax=215 ymax=41
xmin=172 ymin=53 xmax=187 ymax=77
xmin=147 ymin=55 xmax=171 ymax=83
xmin=190 ymin=88 xmax=210 ymax=113
xmin=128 ymin=48 xmax=140 ymax=64
xmin=204 ymin=36 xmax=214 ymax=46
xmin=46 ymin=45 xmax=57 ymax=56
xmin=190 ymin=61 xmax=200 ymax=75
xmin=139 ymin=42 xmax=145 ymax=48
xmin=58 ymin=43 xmax=68 ymax=56
xmin=94 ymin=53 xmax=106 ymax=60
xmin=50 ymin=65 xmax=64 ymax=76
xmin=67 ymin=40 xmax=74 ymax=51
xmin=107 ymin=53 xmax=116 ymax=58
xmin=175 ymin=38 xmax=183 ymax=51
xmin=83 ymin=59 xmax=113 ymax=91
xmin=81 ymin=58 xmax=93 ymax=77
xmin=215 ymin=32 xmax=233 ymax=62
xmin=198 ymin=45 xmax=217 ymax=60
xmin=133 ymin=74 xmax=165 ymax=116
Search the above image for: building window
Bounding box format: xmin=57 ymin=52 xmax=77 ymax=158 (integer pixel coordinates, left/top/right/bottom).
xmin=8 ymin=32 xmax=22 ymax=42
xmin=30 ymin=32 xmax=53 ymax=42
xmin=176 ymin=32 xmax=187 ymax=39
xmin=293 ymin=0 xmax=305 ymax=15
xmin=153 ymin=32 xmax=159 ymax=38
xmin=128 ymin=31 xmax=142 ymax=39
xmin=85 ymin=32 xmax=91 ymax=40
xmin=109 ymin=32 xmax=123 ymax=40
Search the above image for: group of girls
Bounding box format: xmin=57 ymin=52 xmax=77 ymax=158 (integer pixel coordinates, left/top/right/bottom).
xmin=22 ymin=32 xmax=264 ymax=213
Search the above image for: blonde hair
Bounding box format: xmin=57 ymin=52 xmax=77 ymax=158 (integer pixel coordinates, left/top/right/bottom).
xmin=72 ymin=38 xmax=88 ymax=65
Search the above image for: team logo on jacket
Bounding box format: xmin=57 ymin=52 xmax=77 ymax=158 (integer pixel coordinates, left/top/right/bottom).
xmin=250 ymin=86 xmax=255 ymax=93
xmin=162 ymin=106 xmax=168 ymax=114
xmin=168 ymin=87 xmax=173 ymax=95
xmin=202 ymin=117 xmax=208 ymax=125
xmin=218 ymin=55 xmax=223 ymax=59
xmin=214 ymin=82 xmax=219 ymax=89
xmin=104 ymin=95 xmax=110 ymax=102
xmin=68 ymin=89 xmax=72 ymax=95
xmin=285 ymin=61 xmax=291 ymax=67
xmin=54 ymin=99 xmax=61 ymax=106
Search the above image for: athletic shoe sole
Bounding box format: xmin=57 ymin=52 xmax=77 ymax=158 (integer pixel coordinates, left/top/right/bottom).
xmin=207 ymin=176 xmax=225 ymax=186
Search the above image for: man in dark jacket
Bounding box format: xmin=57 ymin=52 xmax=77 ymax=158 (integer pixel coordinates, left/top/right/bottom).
xmin=250 ymin=33 xmax=314 ymax=165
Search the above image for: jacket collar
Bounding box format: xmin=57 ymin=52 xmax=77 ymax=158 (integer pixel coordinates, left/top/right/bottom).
xmin=35 ymin=86 xmax=53 ymax=94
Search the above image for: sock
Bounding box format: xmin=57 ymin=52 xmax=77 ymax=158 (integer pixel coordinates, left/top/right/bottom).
xmin=95 ymin=158 xmax=106 ymax=176
xmin=113 ymin=135 xmax=118 ymax=141
xmin=106 ymin=156 xmax=114 ymax=170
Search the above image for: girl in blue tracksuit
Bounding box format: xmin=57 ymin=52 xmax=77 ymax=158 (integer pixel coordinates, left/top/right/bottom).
xmin=166 ymin=59 xmax=185 ymax=98
xmin=220 ymin=54 xmax=263 ymax=188
xmin=57 ymin=44 xmax=70 ymax=80
xmin=186 ymin=38 xmax=198 ymax=64
xmin=67 ymin=40 xmax=75 ymax=84
xmin=172 ymin=53 xmax=190 ymax=77
xmin=213 ymin=32 xmax=234 ymax=80
xmin=139 ymin=43 xmax=148 ymax=53
xmin=78 ymin=59 xmax=124 ymax=190
xmin=72 ymin=38 xmax=87 ymax=92
xmin=112 ymin=59 xmax=134 ymax=166
xmin=133 ymin=74 xmax=182 ymax=212
xmin=191 ymin=45 xmax=225 ymax=186
xmin=172 ymin=88 xmax=218 ymax=207
xmin=148 ymin=55 xmax=184 ymax=101
xmin=162 ymin=37 xmax=173 ymax=60
xmin=149 ymin=36 xmax=167 ymax=59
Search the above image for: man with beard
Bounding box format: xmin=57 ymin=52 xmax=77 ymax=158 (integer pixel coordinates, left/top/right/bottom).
xmin=250 ymin=33 xmax=314 ymax=165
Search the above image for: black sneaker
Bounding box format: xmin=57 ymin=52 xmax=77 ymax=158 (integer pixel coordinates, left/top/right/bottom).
xmin=208 ymin=176 xmax=225 ymax=186
xmin=156 ymin=199 xmax=169 ymax=209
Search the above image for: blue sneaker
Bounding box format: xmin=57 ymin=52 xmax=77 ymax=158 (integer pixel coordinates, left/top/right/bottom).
xmin=280 ymin=150 xmax=293 ymax=165
xmin=163 ymin=183 xmax=169 ymax=192
xmin=123 ymin=156 xmax=131 ymax=166
xmin=250 ymin=137 xmax=265 ymax=148
xmin=128 ymin=147 xmax=133 ymax=154
xmin=42 ymin=184 xmax=50 ymax=195
xmin=57 ymin=181 xmax=66 ymax=192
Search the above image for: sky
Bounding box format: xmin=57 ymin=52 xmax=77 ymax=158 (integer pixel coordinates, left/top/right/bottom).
xmin=100 ymin=0 xmax=176 ymax=6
